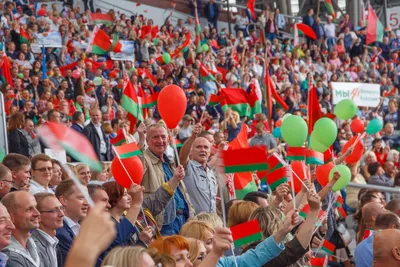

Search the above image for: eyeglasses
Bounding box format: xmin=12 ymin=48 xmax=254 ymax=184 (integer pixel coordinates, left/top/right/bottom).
xmin=40 ymin=206 xmax=65 ymax=214
xmin=34 ymin=167 xmax=53 ymax=172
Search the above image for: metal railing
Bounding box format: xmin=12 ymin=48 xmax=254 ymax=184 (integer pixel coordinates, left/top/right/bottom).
xmin=347 ymin=182 xmax=400 ymax=201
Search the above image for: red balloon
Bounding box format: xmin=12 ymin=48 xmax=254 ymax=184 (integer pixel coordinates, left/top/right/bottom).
xmin=290 ymin=161 xmax=309 ymax=193
xmin=342 ymin=135 xmax=364 ymax=164
xmin=351 ymin=119 xmax=365 ymax=134
xmin=316 ymin=162 xmax=335 ymax=187
xmin=275 ymin=120 xmax=282 ymax=127
xmin=158 ymin=85 xmax=187 ymax=129
xmin=111 ymin=156 xmax=144 ymax=188
xmin=72 ymin=70 xmax=81 ymax=79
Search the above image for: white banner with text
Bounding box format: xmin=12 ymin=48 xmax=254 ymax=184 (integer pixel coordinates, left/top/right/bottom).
xmin=332 ymin=82 xmax=380 ymax=107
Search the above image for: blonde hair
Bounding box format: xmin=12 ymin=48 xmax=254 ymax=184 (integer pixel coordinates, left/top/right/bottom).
xmin=101 ymin=246 xmax=147 ymax=267
xmin=227 ymin=201 xmax=259 ymax=227
xmin=191 ymin=212 xmax=223 ymax=229
xmin=185 ymin=238 xmax=202 ymax=263
xmin=363 ymin=151 xmax=377 ymax=162
xmin=180 ymin=221 xmax=215 ymax=241
xmin=387 ymin=149 xmax=399 ymax=162
xmin=250 ymin=207 xmax=292 ymax=242
xmin=75 ymin=164 xmax=89 ymax=175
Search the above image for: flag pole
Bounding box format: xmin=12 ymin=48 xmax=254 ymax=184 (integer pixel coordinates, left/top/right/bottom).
xmin=216 ymin=152 xmax=239 ymax=267
xmin=169 ymin=129 xmax=181 ymax=166
xmin=111 ymin=146 xmax=149 ymax=227
xmin=62 ymin=165 xmax=95 ymax=207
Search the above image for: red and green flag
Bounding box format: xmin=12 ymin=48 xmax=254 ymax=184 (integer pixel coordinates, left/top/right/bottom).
xmin=208 ymin=94 xmax=224 ymax=106
xmin=366 ymin=4 xmax=384 ymax=45
xmin=142 ymin=69 xmax=157 ymax=87
xmin=336 ymin=195 xmax=344 ymax=207
xmin=175 ymin=139 xmax=183 ymax=148
xmin=20 ymin=28 xmax=30 ymax=44
xmin=266 ymin=166 xmax=289 ymax=191
xmin=321 ymin=239 xmax=336 ymax=255
xmin=110 ymin=129 xmax=126 ymax=146
xmin=222 ymin=146 xmax=269 ymax=173
xmin=247 ymin=0 xmax=256 ymax=20
xmin=266 ymin=154 xmax=283 ymax=173
xmin=287 ymin=147 xmax=307 ymax=161
xmin=308 ymin=86 xmax=323 ymax=135
xmin=1 ymin=52 xmax=13 ymax=87
xmin=220 ymin=88 xmax=252 ymax=117
xmin=170 ymin=32 xmax=191 ymax=58
xmin=199 ymin=64 xmax=216 ymax=82
xmin=230 ymin=219 xmax=262 ymax=247
xmin=37 ymin=122 xmax=102 ymax=171
xmin=306 ymin=150 xmax=324 ymax=165
xmin=75 ymin=102 xmax=90 ymax=121
xmin=141 ymin=93 xmax=159 ymax=108
xmin=89 ymin=29 xmax=121 ymax=55
xmin=90 ymin=13 xmax=113 ymax=26
xmin=195 ymin=9 xmax=202 ymax=54
xmin=337 ymin=206 xmax=347 ymax=219
xmin=113 ymin=142 xmax=142 ymax=159
xmin=122 ymin=79 xmax=144 ymax=122
xmin=265 ymin=70 xmax=289 ymax=112
xmin=227 ymin=125 xmax=258 ymax=199
xmin=324 ymin=0 xmax=336 ymax=20
xmin=299 ymin=204 xmax=310 ymax=219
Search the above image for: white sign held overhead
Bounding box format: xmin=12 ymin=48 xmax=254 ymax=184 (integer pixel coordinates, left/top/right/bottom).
xmin=331 ymin=82 xmax=380 ymax=107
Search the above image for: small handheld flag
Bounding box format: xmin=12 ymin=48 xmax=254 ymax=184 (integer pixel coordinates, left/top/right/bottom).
xmin=230 ymin=219 xmax=262 ymax=248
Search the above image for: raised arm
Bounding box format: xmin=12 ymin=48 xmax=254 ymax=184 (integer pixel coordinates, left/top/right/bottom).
xmin=179 ymin=123 xmax=202 ymax=167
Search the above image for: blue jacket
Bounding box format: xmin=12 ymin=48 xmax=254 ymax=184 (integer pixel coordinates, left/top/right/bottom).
xmin=56 ymin=220 xmax=74 ymax=267
xmin=312 ymin=23 xmax=325 ymax=39
xmin=217 ymin=235 xmax=284 ymax=267
xmin=70 ymin=123 xmax=83 ymax=134
xmin=56 ymin=218 xmax=136 ymax=267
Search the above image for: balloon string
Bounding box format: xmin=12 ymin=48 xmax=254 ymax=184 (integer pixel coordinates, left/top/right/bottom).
xmin=169 ymin=130 xmax=181 ymax=166
xmin=111 ymin=146 xmax=149 ymax=227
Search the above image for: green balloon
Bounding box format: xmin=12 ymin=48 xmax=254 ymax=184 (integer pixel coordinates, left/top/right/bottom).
xmin=17 ymin=73 xmax=23 ymax=78
xmin=334 ymin=99 xmax=357 ymax=120
xmin=281 ymin=115 xmax=308 ymax=147
xmin=310 ymin=132 xmax=329 ymax=153
xmin=366 ymin=119 xmax=383 ymax=135
xmin=201 ymin=44 xmax=209 ymax=52
xmin=328 ymin=165 xmax=351 ymax=191
xmin=153 ymin=38 xmax=159 ymax=46
xmin=93 ymin=77 xmax=102 ymax=86
xmin=313 ymin=118 xmax=338 ymax=147
xmin=162 ymin=53 xmax=171 ymax=64
xmin=282 ymin=113 xmax=292 ymax=121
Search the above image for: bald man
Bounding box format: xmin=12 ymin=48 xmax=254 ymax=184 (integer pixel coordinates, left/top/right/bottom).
xmin=180 ymin=123 xmax=217 ymax=213
xmin=355 ymin=202 xmax=387 ymax=267
xmin=373 ymin=229 xmax=400 ymax=267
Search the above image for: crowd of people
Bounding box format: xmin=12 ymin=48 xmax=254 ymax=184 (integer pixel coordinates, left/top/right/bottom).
xmin=0 ymin=0 xmax=399 ymax=266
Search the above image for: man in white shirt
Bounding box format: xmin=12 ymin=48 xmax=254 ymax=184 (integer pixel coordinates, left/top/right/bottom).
xmin=32 ymin=193 xmax=64 ymax=267
xmin=29 ymin=154 xmax=54 ymax=196
xmin=324 ymin=16 xmax=336 ymax=52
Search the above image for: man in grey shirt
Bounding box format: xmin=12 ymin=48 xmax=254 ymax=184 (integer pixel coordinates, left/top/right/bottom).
xmin=249 ymin=123 xmax=277 ymax=154
xmin=21 ymin=119 xmax=41 ymax=157
xmin=32 ymin=193 xmax=63 ymax=267
xmin=180 ymin=123 xmax=217 ymax=214
xmin=2 ymin=191 xmax=41 ymax=267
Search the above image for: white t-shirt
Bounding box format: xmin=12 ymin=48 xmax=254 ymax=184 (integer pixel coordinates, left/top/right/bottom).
xmin=235 ymin=15 xmax=248 ymax=29
xmin=324 ymin=23 xmax=336 ymax=38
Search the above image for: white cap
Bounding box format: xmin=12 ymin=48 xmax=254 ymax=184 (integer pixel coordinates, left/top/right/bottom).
xmin=327 ymin=15 xmax=333 ymax=20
